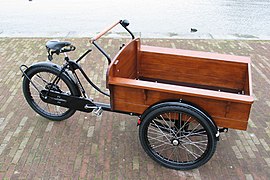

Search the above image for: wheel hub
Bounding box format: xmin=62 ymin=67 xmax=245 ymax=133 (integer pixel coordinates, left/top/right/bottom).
xmin=46 ymin=83 xmax=61 ymax=92
xmin=172 ymin=139 xmax=179 ymax=146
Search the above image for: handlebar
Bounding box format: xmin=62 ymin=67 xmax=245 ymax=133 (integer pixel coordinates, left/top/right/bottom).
xmin=90 ymin=20 xmax=121 ymax=43
xmin=90 ymin=19 xmax=134 ymax=43
xmin=90 ymin=19 xmax=135 ymax=65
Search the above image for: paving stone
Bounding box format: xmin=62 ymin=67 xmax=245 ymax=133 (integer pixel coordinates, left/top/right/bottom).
xmin=259 ymin=139 xmax=270 ymax=151
xmin=132 ymin=156 xmax=139 ymax=170
xmin=265 ymin=158 xmax=270 ymax=167
xmin=45 ymin=122 xmax=54 ymax=132
xmin=0 ymin=112 xmax=14 ymax=132
xmin=245 ymin=174 xmax=254 ymax=180
xmin=87 ymin=126 xmax=95 ymax=138
xmin=232 ymin=146 xmax=243 ymax=159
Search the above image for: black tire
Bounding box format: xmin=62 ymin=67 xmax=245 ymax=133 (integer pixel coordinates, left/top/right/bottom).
xmin=139 ymin=105 xmax=217 ymax=170
xmin=22 ymin=66 xmax=79 ymax=121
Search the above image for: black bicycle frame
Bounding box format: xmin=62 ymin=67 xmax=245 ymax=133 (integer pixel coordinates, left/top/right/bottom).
xmin=91 ymin=19 xmax=135 ymax=65
xmin=67 ymin=60 xmax=109 ymax=97
xmin=46 ymin=19 xmax=135 ymax=99
xmin=20 ymin=19 xmax=136 ymax=115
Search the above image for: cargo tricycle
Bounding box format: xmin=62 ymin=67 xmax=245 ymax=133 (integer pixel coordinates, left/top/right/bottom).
xmin=20 ymin=20 xmax=254 ymax=170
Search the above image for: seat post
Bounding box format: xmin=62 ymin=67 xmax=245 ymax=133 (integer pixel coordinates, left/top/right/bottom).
xmin=64 ymin=52 xmax=70 ymax=62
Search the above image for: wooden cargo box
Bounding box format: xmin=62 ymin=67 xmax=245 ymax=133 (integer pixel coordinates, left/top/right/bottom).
xmin=107 ymin=39 xmax=254 ymax=130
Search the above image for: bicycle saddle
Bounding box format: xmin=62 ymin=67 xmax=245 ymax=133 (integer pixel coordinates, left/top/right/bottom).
xmin=46 ymin=40 xmax=71 ymax=51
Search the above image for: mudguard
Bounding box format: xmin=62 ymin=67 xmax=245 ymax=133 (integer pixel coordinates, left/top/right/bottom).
xmin=22 ymin=61 xmax=80 ymax=95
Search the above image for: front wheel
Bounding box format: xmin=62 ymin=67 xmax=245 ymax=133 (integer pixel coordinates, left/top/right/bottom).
xmin=139 ymin=105 xmax=217 ymax=170
xmin=22 ymin=66 xmax=79 ymax=121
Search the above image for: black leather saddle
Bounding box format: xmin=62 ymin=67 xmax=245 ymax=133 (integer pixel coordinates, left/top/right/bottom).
xmin=46 ymin=40 xmax=71 ymax=51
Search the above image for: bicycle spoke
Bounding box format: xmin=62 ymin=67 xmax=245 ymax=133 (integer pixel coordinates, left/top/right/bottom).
xmin=145 ymin=110 xmax=211 ymax=165
xmin=151 ymin=120 xmax=171 ymax=142
xmin=149 ymin=125 xmax=170 ymax=135
xmin=186 ymin=123 xmax=201 ymax=137
xmin=160 ymin=114 xmax=177 ymax=137
xmin=182 ymin=136 xmax=207 ymax=153
xmin=36 ymin=73 xmax=50 ymax=85
xmin=148 ymin=135 xmax=171 ymax=144
xmin=32 ymin=76 xmax=46 ymax=90
xmin=148 ymin=130 xmax=171 ymax=139
xmin=151 ymin=141 xmax=171 ymax=150
xmin=168 ymin=146 xmax=177 ymax=160
xmin=176 ymin=116 xmax=192 ymax=135
xmin=185 ymin=130 xmax=207 ymax=137
xmin=28 ymin=71 xmax=71 ymax=117
xmin=180 ymin=143 xmax=200 ymax=159
xmin=157 ymin=145 xmax=175 ymax=154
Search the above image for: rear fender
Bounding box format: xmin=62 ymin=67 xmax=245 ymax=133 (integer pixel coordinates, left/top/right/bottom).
xmin=22 ymin=61 xmax=81 ymax=95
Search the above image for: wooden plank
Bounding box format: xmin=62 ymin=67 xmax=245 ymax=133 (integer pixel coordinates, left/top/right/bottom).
xmin=113 ymin=97 xmax=249 ymax=130
xmin=111 ymin=84 xmax=251 ymax=130
xmin=113 ymin=86 xmax=227 ymax=117
xmin=106 ymin=38 xmax=139 ymax=82
xmin=114 ymin=100 xmax=249 ymax=130
xmin=112 ymin=85 xmax=250 ymax=120
xmin=109 ymin=77 xmax=254 ymax=104
xmin=214 ymin=117 xmax=248 ymax=130
xmin=138 ymin=77 xmax=241 ymax=94
xmin=141 ymin=45 xmax=251 ymax=64
xmin=139 ymin=51 xmax=248 ymax=91
xmin=225 ymin=102 xmax=251 ymax=120
xmin=243 ymin=69 xmax=250 ymax=95
xmin=248 ymin=62 xmax=253 ymax=96
xmin=113 ymin=99 xmax=148 ymax=114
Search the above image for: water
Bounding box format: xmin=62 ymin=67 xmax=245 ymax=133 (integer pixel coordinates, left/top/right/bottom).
xmin=0 ymin=0 xmax=269 ymax=39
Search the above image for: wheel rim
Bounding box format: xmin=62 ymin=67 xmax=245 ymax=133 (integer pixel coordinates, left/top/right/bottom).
xmin=146 ymin=111 xmax=210 ymax=164
xmin=28 ymin=71 xmax=71 ymax=117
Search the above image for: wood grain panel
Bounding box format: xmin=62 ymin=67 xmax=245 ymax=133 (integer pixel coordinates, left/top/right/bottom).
xmin=141 ymin=45 xmax=251 ymax=64
xmin=106 ymin=38 xmax=139 ymax=83
xmin=109 ymin=77 xmax=254 ymax=103
xmin=113 ymin=100 xmax=148 ymax=114
xmin=243 ymin=63 xmax=252 ymax=96
xmin=214 ymin=117 xmax=248 ymax=130
xmin=111 ymin=81 xmax=252 ymax=130
xmin=113 ymin=96 xmax=249 ymax=130
xmin=113 ymin=86 xmax=227 ymax=117
xmin=139 ymin=51 xmax=248 ymax=91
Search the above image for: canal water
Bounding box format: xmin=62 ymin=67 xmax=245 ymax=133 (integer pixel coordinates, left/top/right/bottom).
xmin=0 ymin=0 xmax=269 ymax=39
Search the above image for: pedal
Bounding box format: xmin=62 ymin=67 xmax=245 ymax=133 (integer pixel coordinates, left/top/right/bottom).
xmin=84 ymin=104 xmax=96 ymax=109
xmin=92 ymin=106 xmax=103 ymax=116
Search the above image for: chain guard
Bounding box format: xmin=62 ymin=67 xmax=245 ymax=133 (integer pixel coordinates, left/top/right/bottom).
xmin=40 ymin=90 xmax=96 ymax=112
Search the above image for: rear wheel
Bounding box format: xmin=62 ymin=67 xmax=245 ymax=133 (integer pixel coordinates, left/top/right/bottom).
xmin=22 ymin=66 xmax=79 ymax=121
xmin=139 ymin=105 xmax=217 ymax=170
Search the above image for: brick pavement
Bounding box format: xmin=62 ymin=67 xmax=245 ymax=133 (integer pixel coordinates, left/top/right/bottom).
xmin=0 ymin=38 xmax=269 ymax=179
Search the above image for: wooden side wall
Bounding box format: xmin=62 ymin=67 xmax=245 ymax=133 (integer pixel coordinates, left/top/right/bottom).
xmin=106 ymin=38 xmax=140 ymax=110
xmin=106 ymin=38 xmax=139 ymax=82
xmin=139 ymin=46 xmax=250 ymax=93
xmin=243 ymin=63 xmax=252 ymax=96
xmin=109 ymin=79 xmax=252 ymax=130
